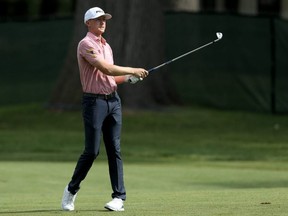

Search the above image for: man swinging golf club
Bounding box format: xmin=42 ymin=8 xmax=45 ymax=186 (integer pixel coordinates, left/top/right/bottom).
xmin=61 ymin=7 xmax=148 ymax=212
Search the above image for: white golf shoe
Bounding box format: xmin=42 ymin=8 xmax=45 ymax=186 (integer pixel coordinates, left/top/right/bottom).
xmin=104 ymin=198 xmax=124 ymax=211
xmin=61 ymin=186 xmax=77 ymax=211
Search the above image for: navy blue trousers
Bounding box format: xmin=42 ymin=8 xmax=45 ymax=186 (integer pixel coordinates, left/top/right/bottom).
xmin=68 ymin=93 xmax=126 ymax=200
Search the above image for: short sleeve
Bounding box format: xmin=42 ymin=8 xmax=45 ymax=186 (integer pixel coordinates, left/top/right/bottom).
xmin=78 ymin=40 xmax=102 ymax=66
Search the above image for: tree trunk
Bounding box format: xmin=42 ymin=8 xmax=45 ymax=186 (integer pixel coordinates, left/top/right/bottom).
xmin=48 ymin=0 xmax=176 ymax=110
xmin=48 ymin=0 xmax=90 ymax=109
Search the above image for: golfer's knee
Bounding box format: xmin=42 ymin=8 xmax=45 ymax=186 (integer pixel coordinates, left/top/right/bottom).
xmin=83 ymin=150 xmax=99 ymax=160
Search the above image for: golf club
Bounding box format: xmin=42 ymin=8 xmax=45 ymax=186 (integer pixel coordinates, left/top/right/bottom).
xmin=148 ymin=32 xmax=223 ymax=73
xmin=128 ymin=32 xmax=223 ymax=83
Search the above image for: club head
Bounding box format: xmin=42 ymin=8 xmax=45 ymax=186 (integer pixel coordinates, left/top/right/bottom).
xmin=216 ymin=32 xmax=223 ymax=40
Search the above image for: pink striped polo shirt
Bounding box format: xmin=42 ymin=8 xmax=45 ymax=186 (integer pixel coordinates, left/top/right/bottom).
xmin=77 ymin=32 xmax=117 ymax=94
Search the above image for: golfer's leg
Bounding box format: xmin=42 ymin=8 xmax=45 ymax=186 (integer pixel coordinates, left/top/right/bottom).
xmin=103 ymin=98 xmax=126 ymax=200
xmin=68 ymin=97 xmax=107 ymax=194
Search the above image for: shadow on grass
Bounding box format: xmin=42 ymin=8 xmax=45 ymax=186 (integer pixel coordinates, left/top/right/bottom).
xmin=195 ymin=180 xmax=288 ymax=189
xmin=0 ymin=209 xmax=111 ymax=214
xmin=0 ymin=210 xmax=59 ymax=215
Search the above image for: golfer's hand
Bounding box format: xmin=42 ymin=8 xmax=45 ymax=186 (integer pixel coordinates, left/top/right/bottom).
xmin=133 ymin=68 xmax=149 ymax=80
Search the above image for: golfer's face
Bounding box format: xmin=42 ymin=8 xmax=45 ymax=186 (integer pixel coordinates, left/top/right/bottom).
xmin=88 ymin=16 xmax=106 ymax=36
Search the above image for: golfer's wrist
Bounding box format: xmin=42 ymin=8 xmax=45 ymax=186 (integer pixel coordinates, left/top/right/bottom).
xmin=128 ymin=68 xmax=135 ymax=76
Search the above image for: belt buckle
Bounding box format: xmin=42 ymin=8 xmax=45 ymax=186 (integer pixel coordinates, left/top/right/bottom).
xmin=103 ymin=92 xmax=115 ymax=100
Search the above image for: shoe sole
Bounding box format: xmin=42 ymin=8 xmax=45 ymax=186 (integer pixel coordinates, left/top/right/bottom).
xmin=104 ymin=206 xmax=124 ymax=212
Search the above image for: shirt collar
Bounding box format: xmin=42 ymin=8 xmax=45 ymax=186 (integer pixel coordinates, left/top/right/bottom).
xmin=87 ymin=32 xmax=106 ymax=45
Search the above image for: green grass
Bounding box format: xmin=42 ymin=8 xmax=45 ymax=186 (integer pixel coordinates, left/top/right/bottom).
xmin=0 ymin=161 xmax=288 ymax=216
xmin=1 ymin=103 xmax=288 ymax=162
xmin=1 ymin=104 xmax=288 ymax=215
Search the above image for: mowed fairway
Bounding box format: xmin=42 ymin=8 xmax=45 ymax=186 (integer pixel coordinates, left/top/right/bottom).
xmin=1 ymin=104 xmax=288 ymax=215
xmin=1 ymin=161 xmax=288 ymax=216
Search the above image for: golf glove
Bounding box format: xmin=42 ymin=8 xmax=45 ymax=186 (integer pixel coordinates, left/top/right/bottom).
xmin=128 ymin=76 xmax=142 ymax=84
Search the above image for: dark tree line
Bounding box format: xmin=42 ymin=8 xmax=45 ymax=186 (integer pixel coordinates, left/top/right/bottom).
xmin=0 ymin=0 xmax=76 ymax=21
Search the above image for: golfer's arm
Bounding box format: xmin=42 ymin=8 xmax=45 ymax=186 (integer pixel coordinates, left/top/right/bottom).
xmin=93 ymin=58 xmax=135 ymax=76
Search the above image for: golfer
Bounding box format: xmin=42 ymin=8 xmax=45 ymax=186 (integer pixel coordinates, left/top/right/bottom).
xmin=61 ymin=7 xmax=148 ymax=212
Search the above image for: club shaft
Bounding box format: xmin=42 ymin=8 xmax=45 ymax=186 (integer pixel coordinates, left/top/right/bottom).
xmin=148 ymin=38 xmax=220 ymax=73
